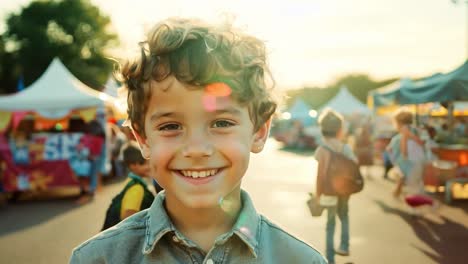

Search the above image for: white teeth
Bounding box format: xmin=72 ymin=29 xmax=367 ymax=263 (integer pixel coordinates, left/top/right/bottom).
xmin=181 ymin=169 xmax=218 ymax=178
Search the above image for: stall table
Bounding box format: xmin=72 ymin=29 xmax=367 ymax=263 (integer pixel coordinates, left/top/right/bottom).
xmin=431 ymin=144 xmax=468 ymax=203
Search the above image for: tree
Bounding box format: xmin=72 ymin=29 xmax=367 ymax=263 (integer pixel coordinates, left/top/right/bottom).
xmin=333 ymin=74 xmax=397 ymax=103
xmin=0 ymin=0 xmax=119 ymax=94
xmin=285 ymin=74 xmax=397 ymax=110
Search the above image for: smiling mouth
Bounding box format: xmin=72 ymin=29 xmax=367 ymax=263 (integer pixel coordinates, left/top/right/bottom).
xmin=177 ymin=169 xmax=221 ymax=179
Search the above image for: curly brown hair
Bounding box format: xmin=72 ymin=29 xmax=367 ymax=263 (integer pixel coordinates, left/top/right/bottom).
xmin=393 ymin=108 xmax=413 ymax=126
xmin=117 ymin=17 xmax=277 ymax=137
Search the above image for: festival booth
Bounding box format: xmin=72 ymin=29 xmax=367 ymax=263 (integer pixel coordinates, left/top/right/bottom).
xmin=0 ymin=58 xmax=116 ymax=192
xmin=429 ymin=101 xmax=468 ymax=117
xmin=368 ymin=61 xmax=468 ymax=202
xmin=369 ymin=60 xmax=468 ymax=111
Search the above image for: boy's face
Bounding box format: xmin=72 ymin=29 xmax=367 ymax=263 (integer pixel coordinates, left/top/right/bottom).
xmin=134 ymin=77 xmax=270 ymax=209
xmin=129 ymin=160 xmax=150 ymax=178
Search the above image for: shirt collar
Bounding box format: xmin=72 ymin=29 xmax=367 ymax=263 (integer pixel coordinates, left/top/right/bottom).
xmin=230 ymin=190 xmax=260 ymax=258
xmin=143 ymin=191 xmax=175 ymax=254
xmin=143 ymin=190 xmax=260 ymax=257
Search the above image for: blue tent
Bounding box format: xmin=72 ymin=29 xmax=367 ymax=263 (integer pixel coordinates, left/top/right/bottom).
xmin=370 ymin=60 xmax=468 ymax=108
xmin=287 ymin=98 xmax=314 ymax=125
xmin=369 ymin=78 xmax=416 ymax=108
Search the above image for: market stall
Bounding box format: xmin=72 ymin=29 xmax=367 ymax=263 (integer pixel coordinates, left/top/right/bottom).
xmin=368 ymin=61 xmax=468 ymax=202
xmin=0 ymin=58 xmax=115 ymax=192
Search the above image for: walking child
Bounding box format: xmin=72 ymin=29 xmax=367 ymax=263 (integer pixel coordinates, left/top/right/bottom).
xmin=101 ymin=141 xmax=155 ymax=231
xmin=71 ymin=17 xmax=326 ymax=263
xmin=386 ymin=109 xmax=435 ymax=211
xmin=387 ymin=109 xmax=426 ymax=197
xmin=315 ymin=109 xmax=357 ymax=264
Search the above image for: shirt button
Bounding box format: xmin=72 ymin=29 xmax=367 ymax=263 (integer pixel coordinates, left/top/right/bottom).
xmin=206 ymin=259 xmax=214 ymax=264
xmin=172 ymin=236 xmax=180 ymax=243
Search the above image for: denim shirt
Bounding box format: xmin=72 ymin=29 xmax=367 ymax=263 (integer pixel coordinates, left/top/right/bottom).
xmin=70 ymin=190 xmax=327 ymax=264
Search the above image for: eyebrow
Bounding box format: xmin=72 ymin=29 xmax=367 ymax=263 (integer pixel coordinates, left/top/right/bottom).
xmin=212 ymin=107 xmax=243 ymax=116
xmin=149 ymin=107 xmax=243 ymax=123
xmin=149 ymin=111 xmax=178 ymax=123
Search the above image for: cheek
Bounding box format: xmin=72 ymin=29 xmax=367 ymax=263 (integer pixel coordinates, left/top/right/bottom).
xmin=215 ymin=136 xmax=252 ymax=167
xmin=149 ymin=144 xmax=173 ymax=165
xmin=147 ymin=140 xmax=178 ymax=178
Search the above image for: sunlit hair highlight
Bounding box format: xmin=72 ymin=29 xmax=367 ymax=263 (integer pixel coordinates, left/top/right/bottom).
xmin=117 ymin=17 xmax=277 ymax=137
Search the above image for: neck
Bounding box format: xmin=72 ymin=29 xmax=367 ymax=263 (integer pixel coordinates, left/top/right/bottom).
xmin=165 ymin=190 xmax=242 ymax=252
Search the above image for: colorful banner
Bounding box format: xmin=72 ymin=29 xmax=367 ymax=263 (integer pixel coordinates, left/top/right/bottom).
xmin=1 ymin=133 xmax=103 ymax=192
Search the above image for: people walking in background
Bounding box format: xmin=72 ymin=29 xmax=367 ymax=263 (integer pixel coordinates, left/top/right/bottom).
xmin=386 ymin=109 xmax=428 ymax=199
xmin=101 ymin=141 xmax=154 ymax=231
xmin=71 ymin=17 xmax=326 ymax=263
xmin=75 ymin=120 xmax=105 ymax=204
xmin=315 ymin=109 xmax=357 ymax=264
xmin=353 ymin=122 xmax=374 ymax=177
xmin=108 ymin=122 xmax=128 ymax=178
xmin=388 ymin=110 xmax=438 ymax=214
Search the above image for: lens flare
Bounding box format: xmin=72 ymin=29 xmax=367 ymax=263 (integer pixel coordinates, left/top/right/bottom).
xmin=203 ymin=82 xmax=232 ymax=112
xmin=219 ymin=195 xmax=238 ymax=217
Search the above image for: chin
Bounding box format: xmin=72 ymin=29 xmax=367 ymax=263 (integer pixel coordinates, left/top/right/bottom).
xmin=183 ymin=195 xmax=220 ymax=209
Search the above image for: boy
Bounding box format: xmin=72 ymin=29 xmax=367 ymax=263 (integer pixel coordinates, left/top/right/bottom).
xmin=386 ymin=109 xmax=434 ymax=211
xmin=101 ymin=141 xmax=155 ymax=231
xmin=314 ymin=109 xmax=357 ymax=264
xmin=70 ymin=17 xmax=326 ymax=263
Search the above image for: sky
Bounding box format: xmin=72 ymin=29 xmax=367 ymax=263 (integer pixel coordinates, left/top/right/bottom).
xmin=0 ymin=0 xmax=466 ymax=90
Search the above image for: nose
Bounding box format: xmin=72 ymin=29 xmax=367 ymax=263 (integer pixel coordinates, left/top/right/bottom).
xmin=181 ymin=130 xmax=214 ymax=158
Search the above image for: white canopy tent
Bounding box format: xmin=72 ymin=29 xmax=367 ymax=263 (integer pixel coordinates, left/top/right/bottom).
xmin=319 ymin=85 xmax=371 ymax=115
xmin=0 ymin=58 xmax=114 ymax=117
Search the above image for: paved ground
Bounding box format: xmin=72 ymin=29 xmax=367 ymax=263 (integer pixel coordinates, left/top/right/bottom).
xmin=0 ymin=140 xmax=467 ymax=264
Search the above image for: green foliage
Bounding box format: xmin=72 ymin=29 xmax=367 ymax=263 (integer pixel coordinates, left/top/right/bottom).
xmin=285 ymin=74 xmax=397 ymax=109
xmin=0 ymin=37 xmax=4 ymax=77
xmin=0 ymin=0 xmax=119 ymax=94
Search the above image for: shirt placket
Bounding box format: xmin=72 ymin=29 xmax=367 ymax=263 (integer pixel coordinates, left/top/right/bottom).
xmin=171 ymin=232 xmax=229 ymax=264
xmin=203 ymin=242 xmax=229 ymax=264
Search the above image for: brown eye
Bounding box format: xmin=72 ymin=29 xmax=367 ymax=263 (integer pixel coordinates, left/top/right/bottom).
xmin=212 ymin=120 xmax=235 ymax=128
xmin=158 ymin=123 xmax=181 ymax=131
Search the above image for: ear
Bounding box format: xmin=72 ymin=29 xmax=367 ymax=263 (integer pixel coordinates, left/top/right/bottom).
xmin=251 ymin=118 xmax=272 ymax=153
xmin=132 ymin=127 xmax=151 ymax=159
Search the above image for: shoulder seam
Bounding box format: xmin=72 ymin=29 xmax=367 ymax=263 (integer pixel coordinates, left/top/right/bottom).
xmin=74 ymin=215 xmax=148 ymax=252
xmin=260 ymin=216 xmax=325 ymax=257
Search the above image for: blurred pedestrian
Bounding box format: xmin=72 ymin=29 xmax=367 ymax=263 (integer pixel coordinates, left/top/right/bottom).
xmin=101 ymin=141 xmax=154 ymax=230
xmin=315 ymin=109 xmax=357 ymax=264
xmin=76 ymin=120 xmax=105 ymax=204
xmin=386 ymin=109 xmax=426 ymax=198
xmin=353 ymin=122 xmax=374 ymax=177
xmin=108 ymin=122 xmax=128 ymax=178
